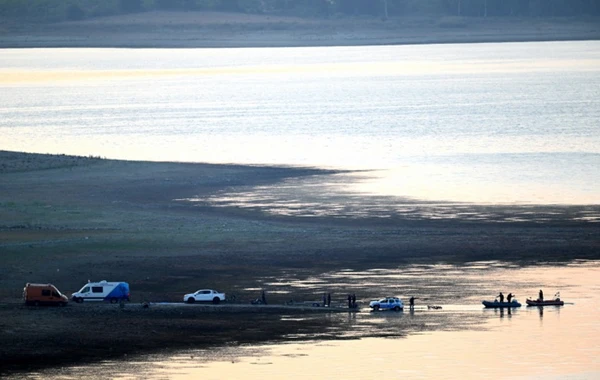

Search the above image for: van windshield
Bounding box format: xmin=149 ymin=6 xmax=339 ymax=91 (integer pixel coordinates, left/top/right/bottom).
xmin=79 ymin=286 xmax=90 ymax=293
xmin=51 ymin=286 xmax=63 ymax=297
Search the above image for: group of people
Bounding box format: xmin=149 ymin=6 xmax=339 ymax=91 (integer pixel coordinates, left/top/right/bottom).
xmin=497 ymin=289 xmax=544 ymax=303
xmin=347 ymin=294 xmax=357 ymax=308
xmin=497 ymin=292 xmax=515 ymax=303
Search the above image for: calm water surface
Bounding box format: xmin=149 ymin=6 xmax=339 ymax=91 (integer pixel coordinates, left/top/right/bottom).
xmin=1 ymin=41 xmax=599 ymax=204
xmin=2 ymin=42 xmax=599 ymax=379
xmin=23 ymin=261 xmax=600 ymax=379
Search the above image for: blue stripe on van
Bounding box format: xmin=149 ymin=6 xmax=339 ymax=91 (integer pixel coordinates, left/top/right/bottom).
xmin=105 ymin=283 xmax=130 ymax=300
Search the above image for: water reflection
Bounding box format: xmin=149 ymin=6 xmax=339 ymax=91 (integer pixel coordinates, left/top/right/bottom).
xmin=22 ymin=261 xmax=600 ymax=379
xmin=182 ymin=173 xmax=600 ymax=222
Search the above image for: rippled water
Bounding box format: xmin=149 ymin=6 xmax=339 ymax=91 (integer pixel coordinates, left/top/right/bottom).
xmin=23 ymin=261 xmax=600 ymax=379
xmin=2 ymin=41 xmax=599 ymax=379
xmin=1 ymin=41 xmax=599 ymax=204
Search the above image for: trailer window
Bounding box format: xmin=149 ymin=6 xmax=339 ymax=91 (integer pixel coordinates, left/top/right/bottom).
xmin=42 ymin=289 xmax=51 ymax=296
xmin=92 ymin=287 xmax=103 ymax=293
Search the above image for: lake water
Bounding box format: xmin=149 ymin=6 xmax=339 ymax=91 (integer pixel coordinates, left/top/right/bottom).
xmin=1 ymin=42 xmax=600 ymax=379
xmin=21 ymin=261 xmax=600 ymax=379
xmin=1 ymin=41 xmax=599 ymax=204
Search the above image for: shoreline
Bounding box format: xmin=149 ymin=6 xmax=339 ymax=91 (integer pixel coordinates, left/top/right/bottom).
xmin=1 ymin=13 xmax=599 ymax=49
xmin=1 ymin=132 xmax=599 ymax=371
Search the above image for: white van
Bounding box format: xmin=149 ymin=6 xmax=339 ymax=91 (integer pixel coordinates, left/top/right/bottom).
xmin=71 ymin=281 xmax=130 ymax=303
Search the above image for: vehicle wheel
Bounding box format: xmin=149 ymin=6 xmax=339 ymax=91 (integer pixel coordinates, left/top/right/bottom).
xmin=187 ymin=297 xmax=195 ymax=304
xmin=394 ymin=306 xmax=400 ymax=311
xmin=212 ymin=297 xmax=221 ymax=304
xmin=373 ymin=305 xmax=380 ymax=311
xmin=110 ymin=298 xmax=118 ymax=304
xmin=75 ymin=297 xmax=83 ymax=303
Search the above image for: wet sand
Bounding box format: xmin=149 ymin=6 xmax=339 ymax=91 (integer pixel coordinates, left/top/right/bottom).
xmin=1 ymin=151 xmax=599 ymax=374
xmin=1 ymin=12 xmax=599 ymax=48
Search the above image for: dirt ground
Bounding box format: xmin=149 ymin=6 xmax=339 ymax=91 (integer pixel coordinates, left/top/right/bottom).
xmin=1 ymin=11 xmax=599 ymax=48
xmin=0 ymin=150 xmax=599 ymax=374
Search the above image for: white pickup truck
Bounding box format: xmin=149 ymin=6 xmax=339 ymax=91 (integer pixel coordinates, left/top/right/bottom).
xmin=183 ymin=289 xmax=226 ymax=304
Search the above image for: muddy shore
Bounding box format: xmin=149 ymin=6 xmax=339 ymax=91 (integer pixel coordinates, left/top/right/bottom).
xmin=1 ymin=151 xmax=599 ymax=374
xmin=1 ymin=12 xmax=599 ymax=48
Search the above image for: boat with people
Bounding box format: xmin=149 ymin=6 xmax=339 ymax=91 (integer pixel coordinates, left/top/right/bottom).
xmin=482 ymin=300 xmax=521 ymax=308
xmin=526 ymin=292 xmax=564 ymax=306
xmin=483 ymin=292 xmax=520 ymax=308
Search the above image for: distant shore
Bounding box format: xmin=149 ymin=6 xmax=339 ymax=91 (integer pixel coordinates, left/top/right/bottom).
xmin=1 ymin=12 xmax=599 ymax=48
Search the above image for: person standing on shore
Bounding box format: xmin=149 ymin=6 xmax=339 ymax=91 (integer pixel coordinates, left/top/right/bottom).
xmin=347 ymin=294 xmax=352 ymax=308
xmin=327 ymin=293 xmax=331 ymax=307
xmin=409 ymin=296 xmax=417 ymax=309
xmin=351 ymin=294 xmax=356 ymax=308
xmin=261 ymin=289 xmax=267 ymax=305
xmin=539 ymin=289 xmax=544 ymax=302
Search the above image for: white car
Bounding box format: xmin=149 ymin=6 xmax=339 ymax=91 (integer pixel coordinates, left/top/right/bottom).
xmin=369 ymin=297 xmax=404 ymax=311
xmin=183 ymin=289 xmax=226 ymax=304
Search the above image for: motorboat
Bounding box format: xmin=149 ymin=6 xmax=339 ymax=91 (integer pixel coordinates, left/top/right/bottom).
xmin=526 ymin=292 xmax=564 ymax=306
xmin=482 ymin=300 xmax=521 ymax=308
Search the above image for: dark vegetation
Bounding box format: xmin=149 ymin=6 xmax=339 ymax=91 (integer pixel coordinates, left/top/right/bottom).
xmin=2 ymin=0 xmax=600 ymax=23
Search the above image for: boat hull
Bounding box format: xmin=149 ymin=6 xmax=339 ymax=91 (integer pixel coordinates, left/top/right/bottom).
xmin=526 ymin=299 xmax=564 ymax=306
xmin=482 ymin=300 xmax=521 ymax=308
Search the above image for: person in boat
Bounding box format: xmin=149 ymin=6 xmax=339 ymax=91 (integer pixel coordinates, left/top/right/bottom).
xmin=507 ymin=293 xmax=514 ymax=303
xmin=538 ymin=289 xmax=544 ymax=302
xmin=497 ymin=292 xmax=504 ymax=303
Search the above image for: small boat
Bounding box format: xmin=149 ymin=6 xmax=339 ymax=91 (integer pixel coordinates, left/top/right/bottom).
xmin=526 ymin=292 xmax=564 ymax=307
xmin=482 ymin=300 xmax=521 ymax=308
xmin=526 ymin=299 xmax=564 ymax=306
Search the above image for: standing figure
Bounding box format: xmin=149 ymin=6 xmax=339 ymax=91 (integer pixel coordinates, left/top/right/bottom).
xmin=327 ymin=293 xmax=331 ymax=307
xmin=409 ymin=296 xmax=416 ymax=309
xmin=538 ymin=289 xmax=544 ymax=302
xmin=348 ymin=294 xmax=352 ymax=308
xmin=351 ymin=294 xmax=356 ymax=308
xmin=261 ymin=289 xmax=267 ymax=305
xmin=507 ymin=293 xmax=514 ymax=303
xmin=498 ymin=292 xmax=504 ymax=303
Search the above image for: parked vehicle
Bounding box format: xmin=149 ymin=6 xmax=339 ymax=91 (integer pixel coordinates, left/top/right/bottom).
xmin=71 ymin=281 xmax=130 ymax=303
xmin=23 ymin=283 xmax=68 ymax=306
xmin=183 ymin=289 xmax=225 ymax=304
xmin=369 ymin=297 xmax=404 ymax=311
